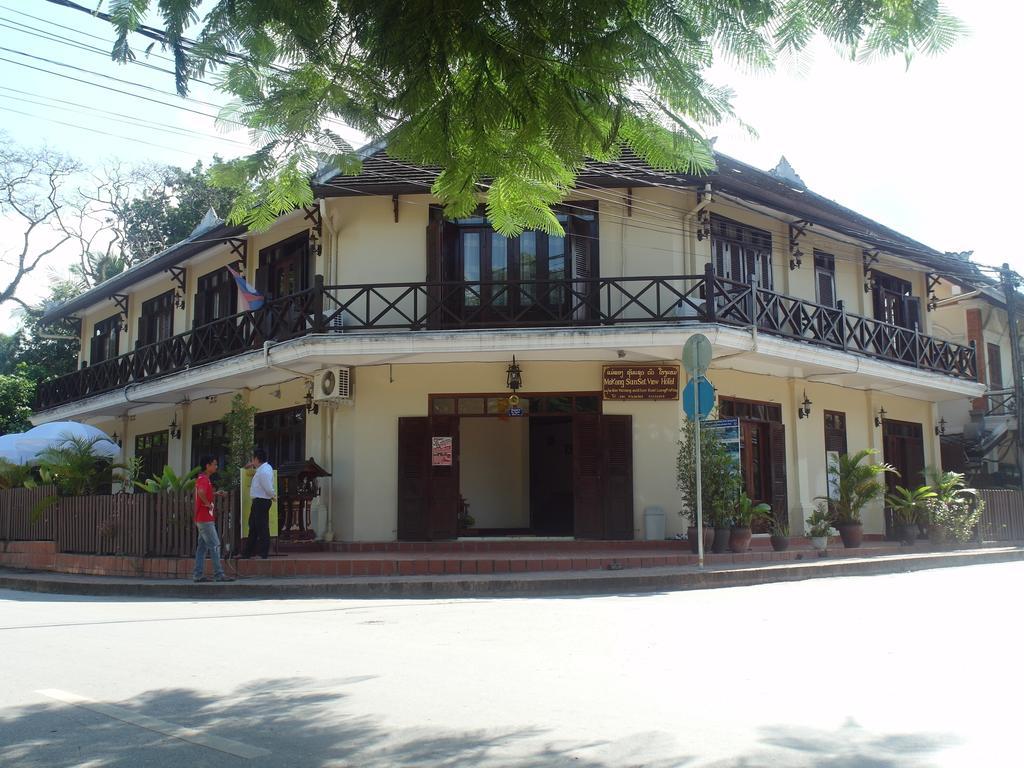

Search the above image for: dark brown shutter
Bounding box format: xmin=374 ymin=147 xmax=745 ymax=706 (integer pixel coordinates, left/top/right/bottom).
xmin=427 ymin=414 xmax=459 ymax=539
xmin=569 ymin=208 xmax=598 ymax=320
xmin=573 ymin=413 xmax=604 ymax=538
xmin=426 ymin=206 xmax=443 ymax=329
xmin=909 ymin=294 xmax=925 ymax=331
xmin=254 ymin=258 xmax=268 ymax=297
xmin=193 ymin=291 xmax=204 ymax=329
xmin=602 ymin=415 xmax=634 ymax=540
xmin=769 ymin=422 xmax=788 ymax=527
xmin=397 ymin=417 xmax=431 ymax=541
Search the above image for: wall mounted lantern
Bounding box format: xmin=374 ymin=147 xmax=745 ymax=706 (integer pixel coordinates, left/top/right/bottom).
xmin=506 ymin=356 xmax=523 ymax=393
xmin=168 ymin=414 xmax=181 ymax=440
xmin=304 ymin=381 xmax=320 ymax=415
xmin=798 ymin=390 xmax=812 ymax=419
xmin=935 ymin=418 xmax=947 ymax=436
xmin=874 ymin=406 xmax=887 ymax=428
xmin=111 ymin=432 xmax=122 ymax=447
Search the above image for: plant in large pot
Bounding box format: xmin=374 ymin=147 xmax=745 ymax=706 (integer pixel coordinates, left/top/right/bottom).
xmin=925 ymin=470 xmax=983 ymax=545
xmin=769 ymin=515 xmax=790 ymax=552
xmin=819 ymin=449 xmax=894 ymax=549
xmin=677 ymin=417 xmax=742 ymax=555
xmin=805 ymin=503 xmax=836 ymax=552
xmin=886 ymin=484 xmax=935 ymax=545
xmin=730 ymin=492 xmax=771 ymax=553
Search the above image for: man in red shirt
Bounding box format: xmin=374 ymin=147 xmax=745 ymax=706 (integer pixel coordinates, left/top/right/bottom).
xmin=193 ymin=455 xmax=234 ymax=583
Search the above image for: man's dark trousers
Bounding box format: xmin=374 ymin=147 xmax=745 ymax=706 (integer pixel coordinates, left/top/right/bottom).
xmin=245 ymin=498 xmax=272 ymax=558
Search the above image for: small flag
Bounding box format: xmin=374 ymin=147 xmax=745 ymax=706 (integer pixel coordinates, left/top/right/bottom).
xmin=226 ymin=265 xmax=264 ymax=310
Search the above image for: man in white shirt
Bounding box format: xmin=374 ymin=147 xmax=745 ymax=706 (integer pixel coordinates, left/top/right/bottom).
xmin=242 ymin=448 xmax=277 ymax=559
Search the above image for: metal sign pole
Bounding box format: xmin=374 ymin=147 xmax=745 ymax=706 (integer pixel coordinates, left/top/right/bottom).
xmin=694 ymin=374 xmax=704 ymax=569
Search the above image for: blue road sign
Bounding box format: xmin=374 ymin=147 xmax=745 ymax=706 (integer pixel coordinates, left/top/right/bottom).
xmin=682 ymin=376 xmax=715 ymax=420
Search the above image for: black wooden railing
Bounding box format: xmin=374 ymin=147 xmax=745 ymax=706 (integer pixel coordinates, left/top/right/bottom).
xmin=35 ymin=265 xmax=977 ymax=410
xmin=985 ymin=388 xmax=1015 ymax=417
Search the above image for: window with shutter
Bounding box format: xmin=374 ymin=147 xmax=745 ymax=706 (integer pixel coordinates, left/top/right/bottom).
xmin=195 ymin=267 xmax=237 ymax=327
xmin=711 ymin=215 xmax=773 ymax=289
xmin=138 ymin=291 xmax=175 ymax=346
xmin=814 ymin=251 xmax=836 ymax=308
xmin=134 ymin=430 xmax=169 ymax=480
xmin=91 ymin=315 xmax=120 ymax=363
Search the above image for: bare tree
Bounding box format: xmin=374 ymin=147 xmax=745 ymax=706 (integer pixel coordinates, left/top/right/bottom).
xmin=0 ymin=135 xmax=81 ymax=313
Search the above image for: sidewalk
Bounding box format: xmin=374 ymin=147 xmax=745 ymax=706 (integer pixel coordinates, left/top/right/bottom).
xmin=2 ymin=545 xmax=1022 ymax=599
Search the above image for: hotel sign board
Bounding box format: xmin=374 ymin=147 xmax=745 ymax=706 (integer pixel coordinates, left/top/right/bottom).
xmin=602 ymin=364 xmax=680 ymax=401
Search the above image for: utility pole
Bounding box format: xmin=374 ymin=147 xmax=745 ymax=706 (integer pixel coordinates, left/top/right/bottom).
xmin=1000 ymin=263 xmax=1024 ymax=492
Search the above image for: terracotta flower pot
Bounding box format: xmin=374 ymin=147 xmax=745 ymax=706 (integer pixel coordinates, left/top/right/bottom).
xmin=837 ymin=522 xmax=863 ymax=549
xmin=729 ymin=525 xmax=752 ymax=553
xmin=687 ymin=526 xmax=714 ymax=554
xmin=712 ymin=527 xmax=731 ymax=554
xmin=770 ymin=534 xmax=790 ymax=552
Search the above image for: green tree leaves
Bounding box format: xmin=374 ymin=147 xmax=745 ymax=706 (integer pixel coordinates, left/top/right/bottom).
xmin=107 ymin=1 xmax=963 ymax=231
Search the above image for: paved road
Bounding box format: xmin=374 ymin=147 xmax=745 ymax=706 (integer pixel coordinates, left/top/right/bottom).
xmin=1 ymin=563 xmax=1022 ymax=767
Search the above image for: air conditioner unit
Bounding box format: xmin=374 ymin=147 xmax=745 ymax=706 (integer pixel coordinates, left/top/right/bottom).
xmin=314 ymin=366 xmax=353 ymax=402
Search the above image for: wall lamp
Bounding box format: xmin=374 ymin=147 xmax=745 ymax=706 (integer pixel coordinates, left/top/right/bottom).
xmin=874 ymin=406 xmax=887 ymax=428
xmin=304 ymin=381 xmax=320 ymax=415
xmin=798 ymin=390 xmax=812 ymax=419
xmin=168 ymin=414 xmax=181 ymax=440
xmin=111 ymin=431 xmax=122 ymax=447
xmin=935 ymin=418 xmax=947 ymax=436
xmin=506 ymin=356 xmax=523 ymax=393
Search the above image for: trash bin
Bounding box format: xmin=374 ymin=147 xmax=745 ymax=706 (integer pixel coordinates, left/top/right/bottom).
xmin=643 ymin=506 xmax=666 ymax=541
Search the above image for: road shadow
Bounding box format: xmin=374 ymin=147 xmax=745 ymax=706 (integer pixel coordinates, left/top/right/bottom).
xmin=0 ymin=676 xmax=693 ymax=768
xmin=699 ymin=717 xmax=961 ymax=767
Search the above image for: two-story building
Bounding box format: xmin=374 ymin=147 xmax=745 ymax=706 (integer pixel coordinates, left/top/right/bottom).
xmin=32 ymin=148 xmax=986 ymax=542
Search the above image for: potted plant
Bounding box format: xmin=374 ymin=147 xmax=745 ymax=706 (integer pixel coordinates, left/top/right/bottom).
xmin=730 ymin=492 xmax=771 ymax=553
xmin=769 ymin=515 xmax=790 ymax=552
xmin=886 ymin=484 xmax=935 ymax=545
xmin=677 ymin=417 xmax=741 ymax=555
xmin=806 ymin=503 xmax=835 ymax=552
xmin=819 ymin=449 xmax=894 ymax=549
xmin=926 ymin=470 xmax=984 ymax=546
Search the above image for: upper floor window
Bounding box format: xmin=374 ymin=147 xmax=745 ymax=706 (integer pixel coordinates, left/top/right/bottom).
xmin=90 ymin=314 xmax=120 ymax=364
xmin=194 ymin=267 xmax=237 ymax=327
xmin=711 ymin=215 xmax=773 ymax=290
xmin=871 ymin=271 xmax=919 ymax=330
xmin=139 ymin=291 xmax=175 ymax=347
xmin=814 ymin=251 xmax=836 ymax=308
xmin=428 ymin=203 xmax=598 ymax=319
xmin=257 ymin=232 xmax=310 ymax=299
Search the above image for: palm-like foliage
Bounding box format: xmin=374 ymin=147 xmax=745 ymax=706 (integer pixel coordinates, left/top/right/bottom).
xmin=732 ymin=491 xmax=771 ymax=528
xmin=102 ymin=1 xmax=965 ymax=234
xmin=0 ymin=458 xmax=33 ymax=490
xmin=886 ymin=484 xmax=936 ymax=526
xmin=30 ymin=434 xmax=124 ymax=497
xmin=135 ymin=465 xmax=200 ymax=495
xmin=819 ymin=449 xmax=895 ymax=525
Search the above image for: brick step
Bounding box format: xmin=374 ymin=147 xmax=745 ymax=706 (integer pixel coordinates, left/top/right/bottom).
xmin=0 ymin=540 xmax=57 ymax=555
xmin=326 ymin=539 xmax=693 ymax=553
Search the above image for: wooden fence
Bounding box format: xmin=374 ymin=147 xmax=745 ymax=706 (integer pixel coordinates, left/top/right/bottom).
xmin=0 ymin=486 xmax=57 ymax=541
xmin=977 ymin=489 xmax=1024 ymax=542
xmin=2 ymin=488 xmax=238 ymax=557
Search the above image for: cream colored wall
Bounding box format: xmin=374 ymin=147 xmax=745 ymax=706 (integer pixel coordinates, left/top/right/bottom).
xmin=336 ymin=361 xmax=682 ymax=541
xmin=707 ymin=370 xmax=938 ymax=536
xmin=459 ymin=418 xmax=529 ymax=528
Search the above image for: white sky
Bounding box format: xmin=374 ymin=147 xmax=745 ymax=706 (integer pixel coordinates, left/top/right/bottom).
xmin=0 ymin=0 xmax=1020 ymax=333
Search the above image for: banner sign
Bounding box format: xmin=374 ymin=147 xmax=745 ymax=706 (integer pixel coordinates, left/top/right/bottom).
xmin=602 ymin=364 xmax=680 ymax=400
xmin=431 ymin=436 xmax=454 ymax=466
xmin=703 ymin=418 xmax=741 ymax=468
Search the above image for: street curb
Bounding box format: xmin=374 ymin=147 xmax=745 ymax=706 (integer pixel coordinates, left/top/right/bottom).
xmin=2 ymin=546 xmax=1022 ymax=600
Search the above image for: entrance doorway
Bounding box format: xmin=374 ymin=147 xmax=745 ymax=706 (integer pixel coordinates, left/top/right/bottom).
xmin=882 ymin=419 xmax=925 ymax=539
xmin=397 ymin=394 xmax=633 ymax=540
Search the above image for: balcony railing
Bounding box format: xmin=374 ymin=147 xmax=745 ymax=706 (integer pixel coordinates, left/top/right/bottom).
xmin=985 ymin=388 xmax=1015 ymax=417
xmin=35 ymin=266 xmax=977 ymax=411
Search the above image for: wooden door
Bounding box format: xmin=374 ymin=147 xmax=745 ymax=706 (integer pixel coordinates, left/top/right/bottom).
xmin=397 ymin=417 xmax=431 ymax=541
xmin=573 ymin=414 xmax=604 ymax=538
xmin=428 ymin=415 xmax=460 ymax=540
xmin=882 ymin=419 xmax=925 ymax=538
xmin=769 ymin=422 xmax=788 ymax=529
xmin=602 ymin=415 xmax=634 ymax=540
